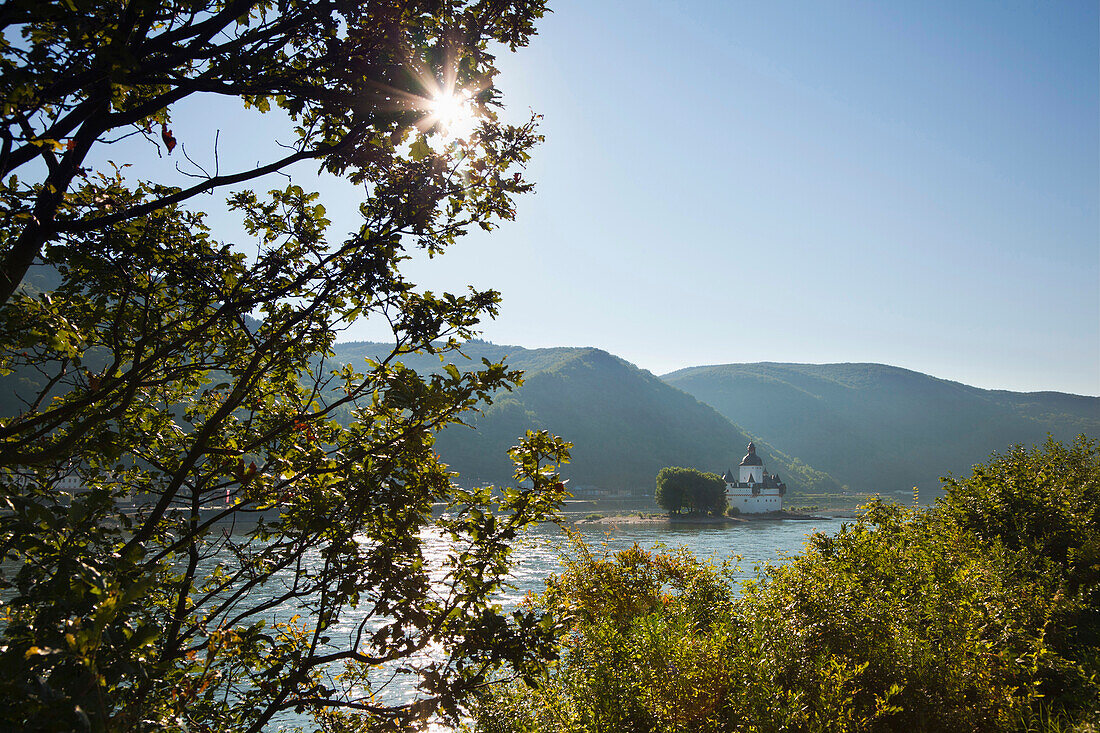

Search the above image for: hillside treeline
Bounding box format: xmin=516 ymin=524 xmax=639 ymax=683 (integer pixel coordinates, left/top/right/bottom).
xmin=331 ymin=342 xmax=843 ymax=495
xmin=664 ymin=362 xmax=1100 ymax=495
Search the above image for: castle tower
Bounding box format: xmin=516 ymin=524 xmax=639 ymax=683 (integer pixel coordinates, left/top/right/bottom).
xmin=739 ymin=441 xmax=764 ymax=485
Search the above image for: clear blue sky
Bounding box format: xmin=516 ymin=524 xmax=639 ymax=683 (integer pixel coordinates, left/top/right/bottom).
xmin=126 ymin=1 xmax=1100 ymax=395
xmin=394 ymin=0 xmax=1098 ymax=396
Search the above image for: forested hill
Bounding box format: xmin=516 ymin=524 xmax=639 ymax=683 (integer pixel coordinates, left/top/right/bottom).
xmin=330 ymin=342 xmax=842 ymax=495
xmin=661 ymin=362 xmax=1100 ymax=495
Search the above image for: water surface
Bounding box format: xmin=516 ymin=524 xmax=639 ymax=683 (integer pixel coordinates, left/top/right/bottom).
xmin=500 ymin=516 xmax=849 ymax=607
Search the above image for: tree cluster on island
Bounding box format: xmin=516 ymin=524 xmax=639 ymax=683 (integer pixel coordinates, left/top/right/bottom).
xmin=654 ymin=466 xmax=727 ymax=516
xmin=0 ymin=2 xmax=568 ymax=731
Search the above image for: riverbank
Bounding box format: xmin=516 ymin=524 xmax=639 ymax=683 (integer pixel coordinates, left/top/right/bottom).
xmin=573 ymin=510 xmax=848 ymax=525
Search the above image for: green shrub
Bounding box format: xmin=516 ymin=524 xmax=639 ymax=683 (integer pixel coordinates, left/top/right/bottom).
xmin=476 ymin=437 xmax=1100 ymax=732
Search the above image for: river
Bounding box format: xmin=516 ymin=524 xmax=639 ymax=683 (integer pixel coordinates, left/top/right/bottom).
xmin=498 ymin=513 xmax=850 ymax=606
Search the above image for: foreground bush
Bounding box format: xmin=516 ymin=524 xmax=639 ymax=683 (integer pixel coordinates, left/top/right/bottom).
xmin=476 ymin=437 xmax=1100 ymax=732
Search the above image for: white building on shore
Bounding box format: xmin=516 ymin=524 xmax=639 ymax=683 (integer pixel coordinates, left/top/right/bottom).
xmin=723 ymin=442 xmax=785 ymax=513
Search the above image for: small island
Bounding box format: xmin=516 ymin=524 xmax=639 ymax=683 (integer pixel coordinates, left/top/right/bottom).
xmin=575 ymin=442 xmax=837 ymax=525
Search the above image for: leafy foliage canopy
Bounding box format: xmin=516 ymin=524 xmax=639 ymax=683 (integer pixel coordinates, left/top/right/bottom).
xmin=0 ymin=1 xmax=570 ymax=731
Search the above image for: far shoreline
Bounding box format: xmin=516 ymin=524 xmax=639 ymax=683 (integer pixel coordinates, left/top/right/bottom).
xmin=572 ymin=510 xmax=853 ymax=526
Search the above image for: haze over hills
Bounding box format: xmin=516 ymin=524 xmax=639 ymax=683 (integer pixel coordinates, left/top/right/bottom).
xmin=329 ymin=342 xmax=842 ymax=496
xmin=10 ymin=326 xmax=1087 ymax=502
xmin=661 ymin=362 xmax=1100 ymax=496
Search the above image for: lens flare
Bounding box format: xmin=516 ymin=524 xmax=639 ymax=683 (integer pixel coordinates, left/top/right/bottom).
xmin=428 ymin=89 xmax=477 ymax=140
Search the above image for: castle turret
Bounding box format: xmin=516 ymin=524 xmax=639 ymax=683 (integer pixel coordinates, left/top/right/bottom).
xmin=739 ymin=442 xmax=764 ymax=484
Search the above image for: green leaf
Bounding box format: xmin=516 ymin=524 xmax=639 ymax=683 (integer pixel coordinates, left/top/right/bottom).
xmin=410 ymin=136 xmax=432 ymax=162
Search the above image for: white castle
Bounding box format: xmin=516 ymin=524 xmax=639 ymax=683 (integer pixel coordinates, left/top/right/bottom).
xmin=722 ymin=442 xmax=785 ymax=513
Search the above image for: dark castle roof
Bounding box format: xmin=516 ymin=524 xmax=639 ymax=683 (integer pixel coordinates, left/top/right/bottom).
xmin=739 ymin=441 xmax=763 ymax=466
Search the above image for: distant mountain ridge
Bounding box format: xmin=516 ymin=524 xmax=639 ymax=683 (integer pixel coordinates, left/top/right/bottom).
xmin=9 ymin=326 xmax=1086 ymax=501
xmin=661 ymin=362 xmax=1100 ymax=495
xmin=329 ymin=342 xmax=842 ymax=496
